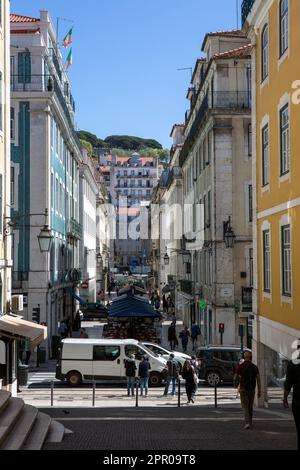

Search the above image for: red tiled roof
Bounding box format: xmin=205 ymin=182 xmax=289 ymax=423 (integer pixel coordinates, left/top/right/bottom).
xmin=213 ymin=44 xmax=252 ymax=60
xmin=202 ymin=29 xmax=247 ymax=50
xmin=10 ymin=13 xmax=39 ymax=23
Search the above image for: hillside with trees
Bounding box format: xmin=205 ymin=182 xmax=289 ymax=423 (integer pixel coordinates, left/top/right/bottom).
xmin=77 ymin=130 xmax=163 ymax=152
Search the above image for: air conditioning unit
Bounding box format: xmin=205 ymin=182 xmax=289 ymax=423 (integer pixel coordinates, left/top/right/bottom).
xmin=11 ymin=295 xmax=24 ymax=312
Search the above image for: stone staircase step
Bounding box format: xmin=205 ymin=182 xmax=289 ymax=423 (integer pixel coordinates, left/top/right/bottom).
xmin=0 ymin=404 xmax=38 ymax=450
xmin=22 ymin=412 xmax=52 ymax=450
xmin=0 ymin=391 xmax=11 ymax=413
xmin=44 ymin=420 xmax=65 ymax=444
xmin=0 ymin=398 xmax=25 ymax=446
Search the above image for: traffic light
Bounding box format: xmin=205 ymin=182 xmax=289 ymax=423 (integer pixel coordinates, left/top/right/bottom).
xmin=219 ymin=323 xmax=225 ymax=334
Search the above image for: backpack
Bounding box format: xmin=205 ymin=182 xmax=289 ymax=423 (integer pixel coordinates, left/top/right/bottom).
xmin=243 ymin=363 xmax=257 ymax=390
xmin=167 ymin=360 xmax=179 ymax=378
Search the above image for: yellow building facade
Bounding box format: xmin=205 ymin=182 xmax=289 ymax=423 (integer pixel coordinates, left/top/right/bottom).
xmin=0 ymin=0 xmax=11 ymax=314
xmin=244 ymin=0 xmax=300 ymax=403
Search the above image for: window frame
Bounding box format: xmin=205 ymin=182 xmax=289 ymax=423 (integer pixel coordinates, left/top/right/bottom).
xmin=280 ymin=103 xmax=290 ymax=176
xmin=263 ymin=229 xmax=271 ymax=292
xmin=279 ymin=0 xmax=289 ymax=57
xmin=262 ymin=124 xmax=270 ymax=186
xmin=281 ymin=224 xmax=291 ymax=296
xmin=261 ymin=24 xmax=269 ymax=83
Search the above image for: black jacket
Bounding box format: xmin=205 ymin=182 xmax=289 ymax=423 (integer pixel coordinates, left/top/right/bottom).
xmin=285 ymin=360 xmax=300 ymax=406
xmin=125 ymin=359 xmax=136 ymax=377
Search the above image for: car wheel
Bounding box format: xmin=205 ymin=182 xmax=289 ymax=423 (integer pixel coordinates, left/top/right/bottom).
xmin=66 ymin=371 xmax=82 ymax=387
xmin=149 ymin=372 xmax=162 ymax=387
xmin=205 ymin=370 xmax=221 ymax=387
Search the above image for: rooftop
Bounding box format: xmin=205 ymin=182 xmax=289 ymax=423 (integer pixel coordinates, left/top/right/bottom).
xmin=213 ymin=44 xmax=252 ymax=60
xmin=10 ymin=13 xmax=39 ymax=23
xmin=202 ymin=29 xmax=247 ymax=50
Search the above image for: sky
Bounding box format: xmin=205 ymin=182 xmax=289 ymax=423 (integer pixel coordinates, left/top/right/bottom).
xmin=11 ymin=0 xmax=241 ymax=148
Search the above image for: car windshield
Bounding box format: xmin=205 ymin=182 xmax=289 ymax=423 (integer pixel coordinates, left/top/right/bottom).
xmin=138 ymin=343 xmax=159 ymax=358
xmin=144 ymin=343 xmax=169 ymax=356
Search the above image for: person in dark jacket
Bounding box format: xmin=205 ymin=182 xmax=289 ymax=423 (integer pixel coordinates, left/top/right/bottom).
xmin=138 ymin=356 xmax=151 ymax=397
xmin=125 ymin=354 xmax=137 ymax=396
xmin=235 ymin=351 xmax=261 ymax=429
xmin=181 ymin=360 xmax=197 ymax=404
xmin=179 ymin=326 xmax=190 ymax=352
xmin=163 ymin=354 xmax=180 ymax=397
xmin=284 ymin=339 xmax=300 ymax=450
xmin=168 ymin=321 xmax=178 ymax=350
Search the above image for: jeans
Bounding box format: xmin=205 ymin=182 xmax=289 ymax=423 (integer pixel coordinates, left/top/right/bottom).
xmin=169 ymin=341 xmax=176 ymax=351
xmin=127 ymin=376 xmax=135 ymax=395
xmin=191 ymin=337 xmax=198 ymax=350
xmin=140 ymin=377 xmax=149 ymax=395
xmin=292 ymin=404 xmax=300 ymax=450
xmin=182 ymin=342 xmax=188 ymax=353
xmin=240 ymin=389 xmax=255 ymax=425
xmin=164 ymin=377 xmax=176 ymax=396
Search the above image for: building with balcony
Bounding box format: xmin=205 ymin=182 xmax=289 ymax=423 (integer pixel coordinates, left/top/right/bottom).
xmin=98 ymin=153 xmax=163 ymax=272
xmin=243 ymin=0 xmax=300 ymax=404
xmin=10 ymin=10 xmax=82 ymax=355
xmin=176 ymin=30 xmax=253 ymax=344
xmin=0 ymin=0 xmax=11 ymax=318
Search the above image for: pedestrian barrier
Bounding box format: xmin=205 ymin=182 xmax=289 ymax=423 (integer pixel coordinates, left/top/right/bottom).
xmin=135 ymin=377 xmax=139 ymax=408
xmin=51 ymin=380 xmax=54 ymax=407
xmin=177 ymin=378 xmax=181 ymax=408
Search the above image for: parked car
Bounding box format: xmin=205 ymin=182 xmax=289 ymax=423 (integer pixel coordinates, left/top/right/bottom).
xmin=196 ymin=345 xmax=251 ymax=387
xmin=81 ymin=302 xmax=108 ymax=320
xmin=142 ymin=342 xmax=191 ymax=371
xmin=56 ymin=338 xmax=167 ymax=387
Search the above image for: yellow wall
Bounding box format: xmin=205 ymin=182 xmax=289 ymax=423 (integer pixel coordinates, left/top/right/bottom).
xmin=255 ymin=0 xmax=300 ymax=330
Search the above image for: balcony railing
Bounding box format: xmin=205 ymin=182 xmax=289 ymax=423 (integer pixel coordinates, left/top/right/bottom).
xmin=166 ymin=167 xmax=183 ymax=188
xmin=11 ymin=74 xmax=81 ymax=151
xmin=67 ymin=218 xmax=83 ymax=240
xmin=241 ymin=0 xmax=256 ymax=26
xmin=180 ymin=91 xmax=251 ymax=166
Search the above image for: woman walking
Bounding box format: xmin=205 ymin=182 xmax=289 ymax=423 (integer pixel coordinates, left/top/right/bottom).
xmin=181 ymin=360 xmax=197 ymax=404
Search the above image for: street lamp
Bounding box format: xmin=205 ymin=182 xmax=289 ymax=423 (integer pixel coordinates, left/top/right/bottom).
xmin=37 ymin=225 xmax=54 ymax=253
xmin=164 ymin=253 xmax=170 ymax=266
xmin=96 ymin=252 xmax=103 ymax=263
xmin=223 ymin=216 xmax=236 ymax=248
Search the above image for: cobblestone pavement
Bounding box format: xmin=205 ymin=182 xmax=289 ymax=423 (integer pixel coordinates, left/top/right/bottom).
xmin=43 ymin=405 xmax=297 ymax=450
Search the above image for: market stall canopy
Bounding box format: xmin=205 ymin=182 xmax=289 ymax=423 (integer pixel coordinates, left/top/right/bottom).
xmin=0 ymin=315 xmax=47 ymax=349
xmin=118 ymin=285 xmax=148 ymax=297
xmin=109 ymin=296 xmax=160 ymax=318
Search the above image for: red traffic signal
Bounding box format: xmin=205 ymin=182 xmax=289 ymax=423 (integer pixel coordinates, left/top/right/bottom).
xmin=219 ymin=323 xmax=225 ymax=334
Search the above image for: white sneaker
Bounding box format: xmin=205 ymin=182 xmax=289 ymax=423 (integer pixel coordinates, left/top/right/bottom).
xmin=243 ymin=424 xmax=250 ymax=430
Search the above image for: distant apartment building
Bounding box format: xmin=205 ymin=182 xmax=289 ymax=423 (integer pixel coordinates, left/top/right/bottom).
xmin=243 ymin=0 xmax=300 ymax=403
xmin=10 ymin=10 xmax=83 ymax=354
xmin=98 ymin=153 xmax=162 ymax=273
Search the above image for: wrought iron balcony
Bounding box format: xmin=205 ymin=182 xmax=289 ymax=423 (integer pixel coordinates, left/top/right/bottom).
xmin=241 ymin=0 xmax=256 ymax=26
xmin=11 ymin=74 xmax=81 ymax=150
xmin=67 ymin=218 xmax=83 ymax=240
xmin=166 ymin=167 xmax=183 ymax=189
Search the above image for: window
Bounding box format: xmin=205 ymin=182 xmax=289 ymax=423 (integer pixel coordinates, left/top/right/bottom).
xmin=10 ymin=167 xmax=14 ymax=205
xmin=93 ymin=346 xmax=120 ymax=361
xmin=55 ymin=178 xmax=59 ymax=213
xmin=281 ymin=225 xmax=291 ymax=296
xmin=280 ymin=0 xmax=289 ymax=56
xmin=261 ymin=25 xmax=269 ymax=82
xmin=0 ymin=1 xmax=2 ymax=29
xmin=207 ymin=190 xmax=211 ymax=227
xmin=262 ymin=124 xmax=270 ymax=186
xmin=248 ymin=123 xmax=252 ymax=157
xmin=124 ymin=345 xmax=144 ymax=361
xmin=0 ymin=72 xmax=2 ymax=131
xmin=280 ymin=104 xmax=290 ymax=175
xmin=207 ymin=131 xmax=212 ymax=164
xmin=11 ymin=108 xmax=15 ymax=140
xmin=249 ymin=248 xmax=254 ymax=288
xmin=248 ymin=184 xmax=253 ymax=222
xmin=263 ymin=230 xmax=271 ymax=292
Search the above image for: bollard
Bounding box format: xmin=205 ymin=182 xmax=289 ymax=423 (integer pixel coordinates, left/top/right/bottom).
xmin=135 ymin=377 xmax=139 ymax=408
xmin=214 ymin=381 xmax=217 ymax=409
xmin=92 ymin=381 xmax=96 ymax=407
xmin=51 ymin=380 xmax=54 ymax=407
xmin=177 ymin=378 xmax=181 ymax=408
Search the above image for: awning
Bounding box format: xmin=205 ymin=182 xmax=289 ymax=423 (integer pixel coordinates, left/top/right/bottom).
xmin=0 ymin=315 xmax=47 ymax=349
xmin=64 ymin=288 xmax=87 ymax=305
xmin=109 ymin=296 xmax=160 ymax=319
xmin=162 ymin=285 xmax=171 ymax=294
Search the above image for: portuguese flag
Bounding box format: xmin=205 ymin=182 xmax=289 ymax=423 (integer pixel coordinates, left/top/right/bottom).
xmin=66 ymin=49 xmax=73 ymax=70
xmin=63 ymin=28 xmax=73 ymax=48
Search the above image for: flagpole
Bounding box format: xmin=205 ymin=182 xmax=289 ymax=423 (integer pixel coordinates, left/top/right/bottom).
xmin=56 ymin=16 xmax=74 ymax=52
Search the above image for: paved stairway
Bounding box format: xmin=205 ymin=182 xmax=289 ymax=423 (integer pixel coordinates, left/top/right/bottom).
xmin=0 ymin=390 xmax=65 ymax=450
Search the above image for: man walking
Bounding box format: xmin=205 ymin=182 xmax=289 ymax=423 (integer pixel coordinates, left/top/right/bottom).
xmin=163 ymin=354 xmax=179 ymax=397
xmin=125 ymin=354 xmax=137 ymax=396
xmin=235 ymin=351 xmax=261 ymax=429
xmin=168 ymin=321 xmax=178 ymax=351
xmin=284 ymin=339 xmax=300 ymax=450
xmin=179 ymin=326 xmax=190 ymax=353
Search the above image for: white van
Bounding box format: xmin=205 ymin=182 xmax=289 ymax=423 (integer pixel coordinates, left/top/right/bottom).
xmin=56 ymin=338 xmax=167 ymax=387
